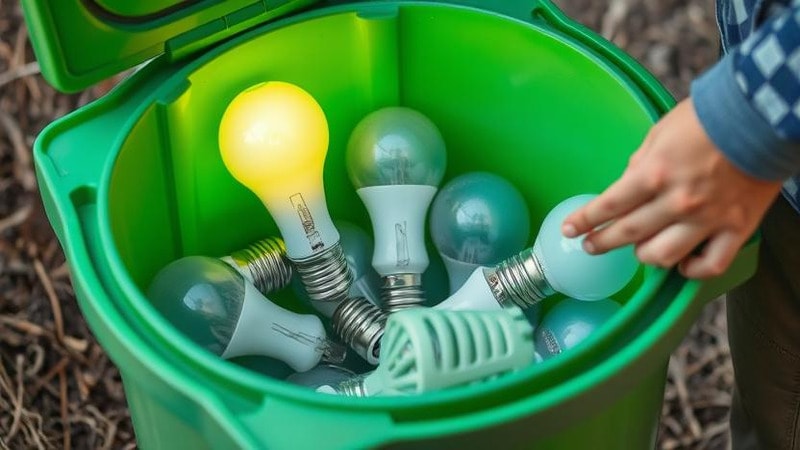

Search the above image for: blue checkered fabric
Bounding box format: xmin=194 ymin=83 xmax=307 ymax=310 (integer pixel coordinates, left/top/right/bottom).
xmin=712 ymin=0 xmax=800 ymax=212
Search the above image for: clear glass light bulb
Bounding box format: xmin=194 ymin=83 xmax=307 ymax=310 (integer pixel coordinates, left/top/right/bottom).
xmin=330 ymin=307 xmax=535 ymax=396
xmin=285 ymin=364 xmax=356 ymax=390
xmin=436 ymin=194 xmax=639 ymax=311
xmin=346 ymin=106 xmax=447 ymax=312
xmin=429 ymin=172 xmax=530 ymax=293
xmin=147 ymin=256 xmax=345 ymax=372
xmin=534 ymin=297 xmax=621 ymax=359
xmin=219 ymin=81 xmax=352 ymax=304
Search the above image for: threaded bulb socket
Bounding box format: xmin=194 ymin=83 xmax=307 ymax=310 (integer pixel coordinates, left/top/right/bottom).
xmin=332 ymin=297 xmax=387 ymax=365
xmin=292 ymin=243 xmax=353 ymax=304
xmin=229 ymin=237 xmax=293 ymax=295
xmin=485 ymin=247 xmax=554 ymax=309
xmin=380 ymin=273 xmax=425 ymax=313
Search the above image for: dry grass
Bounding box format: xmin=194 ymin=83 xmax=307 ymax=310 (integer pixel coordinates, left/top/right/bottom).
xmin=1 ymin=0 xmax=730 ymax=448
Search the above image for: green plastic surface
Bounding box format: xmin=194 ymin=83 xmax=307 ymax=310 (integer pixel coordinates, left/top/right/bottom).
xmin=31 ymin=1 xmax=758 ymax=448
xmin=20 ymin=0 xmax=319 ymax=92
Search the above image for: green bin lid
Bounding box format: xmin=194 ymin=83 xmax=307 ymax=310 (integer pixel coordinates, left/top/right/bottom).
xmin=21 ymin=0 xmax=320 ymax=93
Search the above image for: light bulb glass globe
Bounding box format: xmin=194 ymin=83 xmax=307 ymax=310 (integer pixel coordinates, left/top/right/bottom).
xmin=429 ymin=172 xmax=530 ymax=292
xmin=534 ymin=297 xmax=621 ymax=359
xmin=147 ymin=256 xmax=339 ymax=372
xmin=533 ymin=194 xmax=639 ymax=300
xmin=218 ymin=81 xmax=338 ymax=260
xmin=346 ymin=107 xmax=447 ymax=189
xmin=337 ymin=221 xmax=381 ymax=305
xmin=346 ymin=106 xmax=448 ymax=310
xmin=285 ymin=364 xmax=356 ymax=390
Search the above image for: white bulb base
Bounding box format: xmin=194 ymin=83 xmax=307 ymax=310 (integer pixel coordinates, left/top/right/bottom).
xmin=292 ymin=242 xmax=353 ymax=304
xmin=357 ymin=185 xmax=437 ymax=276
xmin=439 ymin=253 xmax=481 ymax=294
xmin=221 ymin=283 xmax=344 ymax=372
xmin=435 ymin=267 xmax=503 ymax=311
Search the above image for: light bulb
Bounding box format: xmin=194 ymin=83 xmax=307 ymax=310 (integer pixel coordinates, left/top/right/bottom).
xmin=220 ymin=237 xmax=293 ymax=296
xmin=337 ymin=221 xmax=382 ymax=307
xmin=326 ymin=307 xmax=535 ymax=396
xmin=346 ymin=106 xmax=447 ymax=312
xmin=436 ymin=194 xmax=639 ymax=311
xmin=219 ymin=81 xmax=352 ymax=306
xmin=147 ymin=256 xmax=346 ymax=372
xmin=285 ymin=364 xmax=356 ymax=390
xmin=331 ymin=297 xmax=387 ymax=365
xmin=535 ymin=298 xmax=621 ymax=359
xmin=429 ymin=172 xmax=530 ymax=293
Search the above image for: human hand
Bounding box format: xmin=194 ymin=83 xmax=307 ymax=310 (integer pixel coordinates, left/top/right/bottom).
xmin=561 ymin=98 xmax=783 ymax=279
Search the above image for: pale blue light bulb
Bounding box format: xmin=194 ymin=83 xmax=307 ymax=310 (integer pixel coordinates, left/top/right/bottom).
xmin=429 ymin=172 xmax=530 ymax=292
xmin=533 ymin=194 xmax=638 ymax=300
xmin=346 ymin=107 xmax=447 ymax=188
xmin=535 ymin=297 xmax=621 ymax=359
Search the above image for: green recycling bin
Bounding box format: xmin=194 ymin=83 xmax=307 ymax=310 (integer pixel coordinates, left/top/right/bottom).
xmin=24 ymin=0 xmax=756 ymax=448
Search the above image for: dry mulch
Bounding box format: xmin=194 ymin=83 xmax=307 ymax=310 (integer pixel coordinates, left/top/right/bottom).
xmin=1 ymin=0 xmax=731 ymax=448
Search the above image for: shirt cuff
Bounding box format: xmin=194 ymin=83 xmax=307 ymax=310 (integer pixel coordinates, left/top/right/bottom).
xmin=690 ymin=53 xmax=800 ymax=181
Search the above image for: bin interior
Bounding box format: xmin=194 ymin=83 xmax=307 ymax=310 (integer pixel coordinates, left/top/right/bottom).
xmin=104 ymin=3 xmax=662 ymax=401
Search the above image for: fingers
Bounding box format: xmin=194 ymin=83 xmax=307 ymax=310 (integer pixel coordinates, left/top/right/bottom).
xmin=582 ymin=195 xmax=678 ymax=254
xmin=634 ymin=222 xmax=711 ymax=269
xmin=678 ymin=230 xmax=746 ymax=279
xmin=562 ymin=169 xmax=658 ymax=238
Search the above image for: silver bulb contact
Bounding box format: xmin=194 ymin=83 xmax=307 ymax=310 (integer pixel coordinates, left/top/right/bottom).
xmin=292 ymin=243 xmax=353 ymax=304
xmin=335 ymin=374 xmax=370 ymax=397
xmin=229 ymin=237 xmax=293 ymax=295
xmin=332 ymin=297 xmax=387 ymax=365
xmin=484 ymin=247 xmax=555 ymax=309
xmin=380 ymin=273 xmax=425 ymax=313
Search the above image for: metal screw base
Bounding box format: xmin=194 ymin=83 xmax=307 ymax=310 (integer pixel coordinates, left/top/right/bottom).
xmin=336 ymin=374 xmax=369 ymax=397
xmin=380 ymin=273 xmax=425 ymax=313
xmin=332 ymin=297 xmax=387 ymax=365
xmin=229 ymin=237 xmax=293 ymax=295
xmin=484 ymin=247 xmax=555 ymax=309
xmin=292 ymin=243 xmax=353 ymax=304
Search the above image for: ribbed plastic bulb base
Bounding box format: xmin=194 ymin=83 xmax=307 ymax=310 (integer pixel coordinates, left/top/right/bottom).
xmin=380 ymin=273 xmax=425 ymax=313
xmin=332 ymin=297 xmax=387 ymax=365
xmin=229 ymin=237 xmax=293 ymax=295
xmin=485 ymin=247 xmax=555 ymax=309
xmin=292 ymin=243 xmax=353 ymax=304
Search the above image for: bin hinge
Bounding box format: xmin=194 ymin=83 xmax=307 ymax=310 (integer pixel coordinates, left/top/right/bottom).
xmin=164 ymin=0 xmax=294 ymax=61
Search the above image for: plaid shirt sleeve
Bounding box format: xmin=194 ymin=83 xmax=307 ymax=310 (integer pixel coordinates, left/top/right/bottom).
xmin=691 ymin=5 xmax=800 ymax=181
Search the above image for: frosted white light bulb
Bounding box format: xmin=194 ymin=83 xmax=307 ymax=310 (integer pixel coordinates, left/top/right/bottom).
xmin=429 ymin=172 xmax=530 ymax=293
xmin=346 ymin=107 xmax=447 ymax=312
xmin=436 ymin=194 xmax=639 ymax=311
xmin=219 ymin=81 xmax=352 ymax=305
xmin=147 ymin=256 xmax=345 ymax=372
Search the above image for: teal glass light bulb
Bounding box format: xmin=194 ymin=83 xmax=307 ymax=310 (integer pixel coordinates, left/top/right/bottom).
xmin=533 ymin=194 xmax=638 ymax=300
xmin=337 ymin=221 xmax=381 ymax=306
xmin=346 ymin=106 xmax=448 ymax=311
xmin=147 ymin=256 xmax=344 ymax=372
xmin=429 ymin=172 xmax=530 ymax=293
xmin=534 ymin=297 xmax=621 ymax=359
xmin=346 ymin=107 xmax=447 ymax=189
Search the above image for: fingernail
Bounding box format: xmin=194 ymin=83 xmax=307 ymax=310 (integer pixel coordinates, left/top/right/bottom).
xmin=562 ymin=223 xmax=578 ymax=237
xmin=583 ymin=240 xmax=596 ymax=254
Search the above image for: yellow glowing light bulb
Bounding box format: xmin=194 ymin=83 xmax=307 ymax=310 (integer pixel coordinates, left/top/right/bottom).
xmin=219 ymin=81 xmax=352 ymax=303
